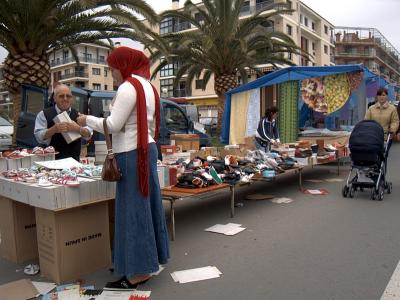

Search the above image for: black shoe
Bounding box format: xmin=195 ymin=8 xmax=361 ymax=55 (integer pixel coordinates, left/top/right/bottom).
xmin=104 ymin=276 xmax=138 ymax=290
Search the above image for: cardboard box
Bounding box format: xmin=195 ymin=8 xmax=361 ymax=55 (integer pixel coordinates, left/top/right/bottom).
xmin=6 ymin=158 xmax=21 ymax=170
xmin=0 ymin=279 xmax=39 ymax=300
xmin=95 ymin=141 xmax=107 ymax=154
xmin=0 ymin=197 xmax=38 ymax=263
xmin=170 ymin=134 xmax=200 ymax=151
xmin=35 ymin=202 xmax=112 ymax=283
xmin=160 ymin=145 xmax=181 ymax=154
xmin=28 ymin=184 xmax=66 ymax=210
xmin=162 ymin=152 xmax=192 ymax=164
xmin=0 ymin=158 xmax=7 ymax=171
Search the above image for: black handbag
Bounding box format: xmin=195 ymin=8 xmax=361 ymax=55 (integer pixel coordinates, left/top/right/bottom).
xmin=101 ymin=118 xmax=121 ymax=182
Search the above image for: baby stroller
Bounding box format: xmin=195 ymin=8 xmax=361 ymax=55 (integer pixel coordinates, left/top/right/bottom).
xmin=342 ymin=120 xmax=392 ymax=200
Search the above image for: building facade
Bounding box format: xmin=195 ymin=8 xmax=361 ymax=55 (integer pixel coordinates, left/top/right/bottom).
xmin=152 ymin=0 xmax=335 ymax=120
xmin=49 ymin=43 xmax=114 ymax=91
xmin=334 ymin=27 xmax=400 ymax=86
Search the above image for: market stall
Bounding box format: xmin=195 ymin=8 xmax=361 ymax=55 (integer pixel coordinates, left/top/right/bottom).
xmin=221 ymin=64 xmax=396 ymax=145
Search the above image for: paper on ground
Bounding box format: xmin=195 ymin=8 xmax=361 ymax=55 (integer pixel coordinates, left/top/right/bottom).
xmin=171 ymin=266 xmax=222 ymax=283
xmin=32 ymin=281 xmax=56 ymax=296
xmin=57 ymin=288 xmax=80 ymax=300
xmin=205 ymin=223 xmax=245 ymax=235
xmin=97 ymin=290 xmax=151 ymax=300
xmin=306 ymin=189 xmax=323 ymax=195
xmin=35 ymin=157 xmax=83 ymax=169
xmin=305 ymin=179 xmax=324 ymax=183
xmin=271 ymin=197 xmax=293 ymax=204
xmin=325 ymin=178 xmax=344 ymax=182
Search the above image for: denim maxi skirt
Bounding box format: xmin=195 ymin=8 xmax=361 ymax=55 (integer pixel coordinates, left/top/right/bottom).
xmin=113 ymin=143 xmax=169 ymax=277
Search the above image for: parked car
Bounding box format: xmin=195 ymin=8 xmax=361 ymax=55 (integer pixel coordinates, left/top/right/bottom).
xmin=16 ymin=84 xmax=211 ymax=153
xmin=0 ymin=116 xmax=13 ymax=148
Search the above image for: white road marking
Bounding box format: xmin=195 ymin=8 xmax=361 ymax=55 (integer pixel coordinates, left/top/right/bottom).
xmin=381 ymin=260 xmax=400 ymax=299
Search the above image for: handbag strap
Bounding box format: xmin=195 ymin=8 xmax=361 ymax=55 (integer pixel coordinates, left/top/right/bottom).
xmin=103 ymin=118 xmax=113 ymax=154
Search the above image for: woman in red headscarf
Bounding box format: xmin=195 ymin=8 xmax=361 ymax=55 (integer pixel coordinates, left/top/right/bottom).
xmin=77 ymin=46 xmax=169 ymax=289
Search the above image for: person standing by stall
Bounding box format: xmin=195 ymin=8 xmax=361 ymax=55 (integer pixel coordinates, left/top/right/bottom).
xmin=77 ymin=46 xmax=169 ymax=289
xmin=255 ymin=106 xmax=280 ymax=152
xmin=365 ymin=87 xmax=399 ymax=153
xmin=34 ymin=83 xmax=92 ymax=161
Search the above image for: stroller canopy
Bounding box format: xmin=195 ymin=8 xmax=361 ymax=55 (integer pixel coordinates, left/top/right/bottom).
xmin=349 ymin=120 xmax=384 ymax=153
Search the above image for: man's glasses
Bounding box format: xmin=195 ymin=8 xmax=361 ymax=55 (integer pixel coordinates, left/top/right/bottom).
xmin=57 ymin=94 xmax=73 ymax=99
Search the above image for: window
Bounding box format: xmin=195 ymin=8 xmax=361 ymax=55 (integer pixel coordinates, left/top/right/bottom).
xmin=287 ymin=0 xmax=292 ymax=9
xmin=93 ymin=83 xmax=101 ymax=90
xmin=160 ymin=79 xmax=174 ymax=97
xmin=194 ymin=13 xmax=204 ymax=23
xmin=286 ymin=24 xmax=292 ymax=36
xmin=304 ymin=17 xmax=308 ymax=27
xmin=104 ymin=68 xmax=108 ymax=77
xmin=99 ymin=55 xmax=105 ymax=62
xmin=300 ymin=14 xmax=303 ymax=23
xmin=311 ymin=22 xmax=315 ymax=31
xmin=288 ymin=52 xmax=292 ymax=60
xmin=324 ymin=25 xmax=328 ymax=34
xmin=92 ymin=68 xmax=101 ymax=75
xmin=104 ymin=85 xmax=108 ymax=91
xmin=163 ymin=104 xmax=188 ymax=132
xmin=324 ymin=45 xmax=328 ymax=54
xmin=195 ymin=79 xmax=204 ymax=90
xmin=240 ymin=1 xmax=250 ymax=15
xmin=312 ymin=42 xmax=315 ymax=50
xmin=63 ymin=50 xmax=69 ymax=60
xmin=160 ymin=61 xmax=178 ymax=77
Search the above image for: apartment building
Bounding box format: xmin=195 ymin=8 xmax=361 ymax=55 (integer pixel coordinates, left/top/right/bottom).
xmin=152 ymin=0 xmax=335 ymax=119
xmin=334 ymin=27 xmax=400 ymax=86
xmin=49 ymin=43 xmax=114 ymax=91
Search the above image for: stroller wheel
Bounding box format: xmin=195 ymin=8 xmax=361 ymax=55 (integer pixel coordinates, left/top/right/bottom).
xmin=349 ymin=186 xmax=355 ymax=198
xmin=342 ymin=186 xmax=349 ymax=198
xmin=386 ymin=182 xmax=392 ymax=194
xmin=371 ymin=188 xmax=377 ymax=200
xmin=378 ymin=181 xmax=385 ymax=201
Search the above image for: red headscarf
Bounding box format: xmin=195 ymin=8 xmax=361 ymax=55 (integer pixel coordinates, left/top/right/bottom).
xmin=107 ymin=46 xmax=160 ymax=197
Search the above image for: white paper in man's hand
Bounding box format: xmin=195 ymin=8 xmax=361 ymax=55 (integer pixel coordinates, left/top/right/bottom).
xmin=53 ymin=111 xmax=81 ymax=144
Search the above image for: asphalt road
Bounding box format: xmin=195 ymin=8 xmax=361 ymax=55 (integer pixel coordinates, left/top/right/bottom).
xmin=2 ymin=143 xmax=400 ymax=300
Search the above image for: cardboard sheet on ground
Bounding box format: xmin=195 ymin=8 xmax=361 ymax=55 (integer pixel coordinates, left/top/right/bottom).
xmin=0 ymin=279 xmax=39 ymax=300
xmin=171 ymin=266 xmax=222 ymax=283
xmin=35 ymin=157 xmax=83 ymax=169
xmin=205 ymin=223 xmax=246 ymax=236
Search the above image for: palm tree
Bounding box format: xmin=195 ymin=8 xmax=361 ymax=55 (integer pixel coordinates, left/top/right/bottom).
xmin=150 ymin=0 xmax=304 ymax=135
xmin=0 ymin=0 xmax=159 ymax=145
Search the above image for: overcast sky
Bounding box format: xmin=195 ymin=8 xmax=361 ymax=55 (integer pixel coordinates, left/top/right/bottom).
xmin=0 ymin=0 xmax=399 ymax=62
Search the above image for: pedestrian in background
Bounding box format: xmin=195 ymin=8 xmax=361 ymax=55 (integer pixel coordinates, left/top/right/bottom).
xmin=365 ymin=87 xmax=399 ymax=153
xmin=77 ymin=46 xmax=169 ymax=289
xmin=255 ymin=106 xmax=280 ymax=152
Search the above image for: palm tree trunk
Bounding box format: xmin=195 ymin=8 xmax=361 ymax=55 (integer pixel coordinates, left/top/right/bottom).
xmin=3 ymin=53 xmax=50 ymax=146
xmin=214 ymin=74 xmax=238 ymax=138
xmin=11 ymin=91 xmax=21 ymax=146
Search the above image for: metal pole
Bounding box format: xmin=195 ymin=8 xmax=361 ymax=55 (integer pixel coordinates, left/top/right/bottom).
xmin=230 ymin=185 xmax=235 ymax=218
xmin=170 ymin=199 xmax=175 ymax=241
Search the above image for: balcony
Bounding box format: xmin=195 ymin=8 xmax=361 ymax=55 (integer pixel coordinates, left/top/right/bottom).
xmin=173 ymin=89 xmax=191 ymax=98
xmin=50 ymin=56 xmax=106 ymax=67
xmin=59 ymin=72 xmax=89 ymax=80
xmin=335 ymin=51 xmax=374 ymax=58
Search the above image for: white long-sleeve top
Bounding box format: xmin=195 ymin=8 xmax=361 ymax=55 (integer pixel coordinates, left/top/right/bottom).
xmin=86 ymin=74 xmax=156 ymax=154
